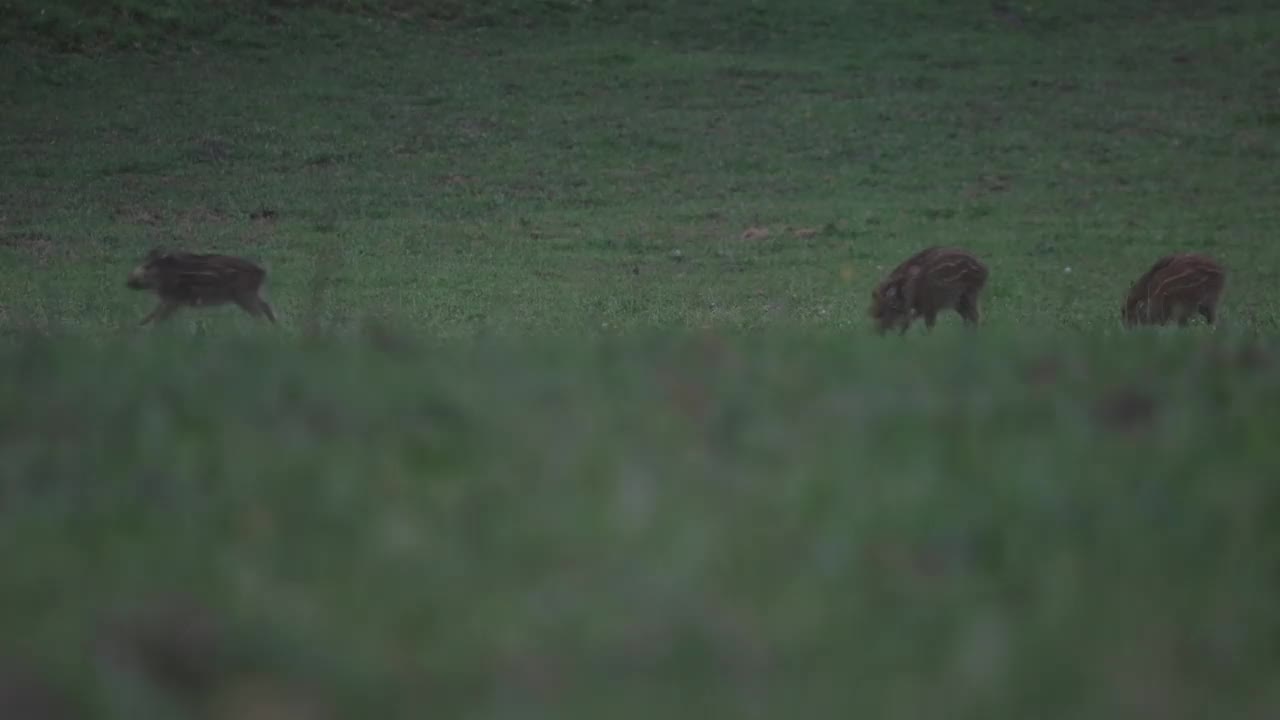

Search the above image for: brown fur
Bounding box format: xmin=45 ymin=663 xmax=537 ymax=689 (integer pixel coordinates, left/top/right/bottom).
xmin=1121 ymin=253 xmax=1224 ymax=328
xmin=869 ymin=246 xmax=989 ymax=335
xmin=126 ymin=247 xmax=276 ymax=325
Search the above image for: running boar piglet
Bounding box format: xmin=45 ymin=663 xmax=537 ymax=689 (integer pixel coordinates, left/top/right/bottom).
xmin=126 ymin=247 xmax=276 ymax=325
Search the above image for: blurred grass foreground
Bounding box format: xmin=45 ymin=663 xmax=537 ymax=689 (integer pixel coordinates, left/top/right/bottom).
xmin=5 ymin=330 xmax=1280 ymax=718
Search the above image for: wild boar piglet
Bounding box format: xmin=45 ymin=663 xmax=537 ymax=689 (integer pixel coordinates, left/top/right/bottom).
xmin=126 ymin=247 xmax=276 ymax=325
xmin=1121 ymin=252 xmax=1224 ymax=328
xmin=869 ymin=246 xmax=989 ymax=335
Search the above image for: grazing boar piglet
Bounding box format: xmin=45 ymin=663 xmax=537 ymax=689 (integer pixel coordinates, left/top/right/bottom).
xmin=1121 ymin=252 xmax=1224 ymax=328
xmin=126 ymin=247 xmax=276 ymax=325
xmin=869 ymin=246 xmax=989 ymax=335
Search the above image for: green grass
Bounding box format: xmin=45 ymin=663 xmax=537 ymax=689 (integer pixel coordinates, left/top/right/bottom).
xmin=2 ymin=1 xmax=1280 ymax=717
xmin=4 ymin=0 xmax=1278 ymax=336
xmin=5 ymin=330 xmax=1280 ymax=718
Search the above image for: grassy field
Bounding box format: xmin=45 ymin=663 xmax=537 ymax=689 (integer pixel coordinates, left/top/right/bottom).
xmin=3 ymin=1 xmax=1280 ymax=718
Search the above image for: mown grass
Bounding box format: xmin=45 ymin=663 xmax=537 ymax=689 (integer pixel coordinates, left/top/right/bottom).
xmin=2 ymin=0 xmax=1280 ymax=717
xmin=3 ymin=0 xmax=1278 ymax=336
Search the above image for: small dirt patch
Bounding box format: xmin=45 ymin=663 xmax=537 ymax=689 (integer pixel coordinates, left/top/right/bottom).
xmin=112 ymin=205 xmax=164 ymax=226
xmin=0 ymin=232 xmax=67 ymax=266
xmin=249 ymin=208 xmax=279 ymax=223
xmin=962 ymin=174 xmax=1013 ymax=199
xmin=438 ymin=174 xmax=474 ymax=187
xmin=304 ymin=152 xmax=354 ymax=170
xmin=175 ymin=207 xmax=231 ymax=225
xmin=113 ymin=205 xmax=232 ymax=228
xmin=190 ymin=136 xmax=234 ymax=164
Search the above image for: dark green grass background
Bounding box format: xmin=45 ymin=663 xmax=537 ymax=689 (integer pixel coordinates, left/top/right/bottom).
xmin=2 ymin=1 xmax=1280 ymax=718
